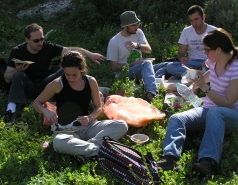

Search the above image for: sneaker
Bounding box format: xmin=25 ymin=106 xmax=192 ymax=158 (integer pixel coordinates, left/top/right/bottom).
xmin=4 ymin=110 xmax=17 ymax=126
xmin=146 ymin=92 xmax=155 ymax=102
xmin=192 ymin=157 xmax=218 ymax=176
xmin=156 ymin=155 xmax=179 ymax=171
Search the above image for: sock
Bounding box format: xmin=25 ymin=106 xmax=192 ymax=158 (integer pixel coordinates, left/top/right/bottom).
xmin=7 ymin=102 xmax=16 ymax=113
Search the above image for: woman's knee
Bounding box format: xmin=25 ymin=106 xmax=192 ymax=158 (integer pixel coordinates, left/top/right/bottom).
xmin=53 ymin=134 xmax=73 ymax=152
xmin=115 ymin=120 xmax=128 ymax=133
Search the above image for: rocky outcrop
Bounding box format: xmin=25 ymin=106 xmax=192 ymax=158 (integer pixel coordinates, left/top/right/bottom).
xmin=17 ymin=0 xmax=73 ymax=21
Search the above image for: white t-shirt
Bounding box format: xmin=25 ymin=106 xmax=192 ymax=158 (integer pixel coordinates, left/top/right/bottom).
xmin=178 ymin=24 xmax=217 ymax=60
xmin=107 ymin=28 xmax=147 ymax=64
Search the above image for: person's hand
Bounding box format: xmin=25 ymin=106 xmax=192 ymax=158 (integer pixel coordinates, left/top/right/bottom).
xmin=124 ymin=41 xmax=138 ymax=50
xmin=77 ymin=115 xmax=91 ymax=126
xmin=42 ymin=109 xmax=58 ymax=124
xmin=15 ymin=63 xmax=29 ymax=72
xmin=191 ymin=70 xmax=209 ymax=92
xmin=180 ymin=56 xmax=189 ymax=65
xmin=88 ymin=53 xmax=106 ymax=64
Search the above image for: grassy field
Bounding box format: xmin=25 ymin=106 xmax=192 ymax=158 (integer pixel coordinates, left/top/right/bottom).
xmin=1 ymin=1 xmax=238 ymax=184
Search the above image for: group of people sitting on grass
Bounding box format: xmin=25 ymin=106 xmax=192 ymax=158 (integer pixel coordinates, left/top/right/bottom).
xmin=2 ymin=4 xmax=238 ymax=177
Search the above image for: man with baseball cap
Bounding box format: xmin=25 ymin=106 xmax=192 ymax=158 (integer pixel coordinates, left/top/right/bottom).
xmin=107 ymin=11 xmax=166 ymax=102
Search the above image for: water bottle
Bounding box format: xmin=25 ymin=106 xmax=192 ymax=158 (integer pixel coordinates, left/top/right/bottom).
xmin=175 ymin=83 xmax=202 ymax=107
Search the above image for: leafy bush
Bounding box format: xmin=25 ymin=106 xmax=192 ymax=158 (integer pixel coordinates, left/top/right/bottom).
xmin=204 ymin=0 xmax=238 ymax=42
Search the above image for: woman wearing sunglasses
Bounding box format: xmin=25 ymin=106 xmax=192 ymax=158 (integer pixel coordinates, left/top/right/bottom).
xmin=33 ymin=51 xmax=128 ymax=161
xmin=156 ymin=28 xmax=238 ymax=176
xmin=4 ymin=23 xmax=105 ymax=126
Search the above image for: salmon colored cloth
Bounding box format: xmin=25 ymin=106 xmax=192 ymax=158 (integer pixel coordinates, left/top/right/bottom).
xmin=103 ymin=95 xmax=166 ymax=127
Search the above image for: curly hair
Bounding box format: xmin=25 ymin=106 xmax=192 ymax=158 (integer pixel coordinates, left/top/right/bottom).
xmin=61 ymin=51 xmax=88 ymax=74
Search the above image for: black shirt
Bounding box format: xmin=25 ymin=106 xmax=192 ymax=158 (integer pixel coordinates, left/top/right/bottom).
xmin=8 ymin=41 xmax=63 ymax=82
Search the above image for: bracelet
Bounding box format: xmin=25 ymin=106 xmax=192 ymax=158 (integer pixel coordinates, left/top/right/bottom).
xmin=88 ymin=114 xmax=94 ymax=122
xmin=137 ymin=43 xmax=141 ymax=50
xmin=204 ymin=86 xmax=211 ymax=94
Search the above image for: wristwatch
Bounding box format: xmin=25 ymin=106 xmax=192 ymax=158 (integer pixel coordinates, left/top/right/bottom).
xmin=204 ymin=86 xmax=211 ymax=94
xmin=137 ymin=43 xmax=141 ymax=49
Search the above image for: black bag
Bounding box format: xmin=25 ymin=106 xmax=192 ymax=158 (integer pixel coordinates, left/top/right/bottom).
xmin=98 ymin=136 xmax=160 ymax=185
xmin=0 ymin=57 xmax=8 ymax=93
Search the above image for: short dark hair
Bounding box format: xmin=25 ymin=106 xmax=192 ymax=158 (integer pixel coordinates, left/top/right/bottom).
xmin=24 ymin=23 xmax=43 ymax=39
xmin=187 ymin=5 xmax=204 ymax=17
xmin=61 ymin=51 xmax=88 ymax=74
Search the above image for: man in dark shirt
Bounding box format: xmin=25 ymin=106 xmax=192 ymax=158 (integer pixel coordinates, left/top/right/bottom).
xmin=4 ymin=23 xmax=106 ymax=126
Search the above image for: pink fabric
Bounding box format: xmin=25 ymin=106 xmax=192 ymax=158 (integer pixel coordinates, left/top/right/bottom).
xmin=103 ymin=95 xmax=165 ymax=127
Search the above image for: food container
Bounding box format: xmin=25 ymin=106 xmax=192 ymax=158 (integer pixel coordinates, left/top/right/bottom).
xmin=162 ymin=75 xmax=191 ymax=92
xmin=155 ymin=78 xmax=162 ymax=87
xmin=127 ymin=134 xmax=149 ymax=145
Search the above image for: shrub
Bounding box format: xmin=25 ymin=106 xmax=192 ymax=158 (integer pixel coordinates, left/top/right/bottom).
xmin=204 ymin=0 xmax=238 ymax=43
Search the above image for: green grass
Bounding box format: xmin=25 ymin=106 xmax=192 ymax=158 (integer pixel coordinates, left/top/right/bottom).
xmin=1 ymin=1 xmax=238 ymax=184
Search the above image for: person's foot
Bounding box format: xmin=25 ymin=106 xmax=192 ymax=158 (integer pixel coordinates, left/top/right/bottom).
xmin=4 ymin=110 xmax=17 ymax=126
xmin=156 ymin=155 xmax=179 ymax=171
xmin=146 ymin=92 xmax=156 ymax=102
xmin=192 ymin=157 xmax=218 ymax=176
xmin=75 ymin=155 xmax=87 ymax=163
xmin=4 ymin=104 xmax=25 ymax=127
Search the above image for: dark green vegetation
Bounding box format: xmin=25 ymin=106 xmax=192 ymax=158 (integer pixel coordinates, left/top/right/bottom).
xmin=1 ymin=0 xmax=238 ymax=184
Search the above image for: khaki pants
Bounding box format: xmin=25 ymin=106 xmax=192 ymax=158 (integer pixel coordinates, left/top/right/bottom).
xmin=53 ymin=119 xmax=128 ymax=157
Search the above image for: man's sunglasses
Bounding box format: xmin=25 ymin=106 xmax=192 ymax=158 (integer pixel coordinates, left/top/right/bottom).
xmin=30 ymin=37 xmax=44 ymax=43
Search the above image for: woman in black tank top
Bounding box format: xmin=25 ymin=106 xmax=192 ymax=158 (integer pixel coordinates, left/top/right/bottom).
xmin=32 ymin=51 xmax=128 ymax=159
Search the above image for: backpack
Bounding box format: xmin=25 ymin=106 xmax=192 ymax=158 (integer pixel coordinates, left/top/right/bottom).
xmin=98 ymin=136 xmax=160 ymax=185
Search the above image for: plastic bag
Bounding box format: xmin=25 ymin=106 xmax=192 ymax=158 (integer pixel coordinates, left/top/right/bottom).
xmin=43 ymin=102 xmax=57 ymax=126
xmin=103 ymin=95 xmax=165 ymax=127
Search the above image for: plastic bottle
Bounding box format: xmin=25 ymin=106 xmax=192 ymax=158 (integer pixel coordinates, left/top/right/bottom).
xmin=175 ymin=83 xmax=202 ymax=107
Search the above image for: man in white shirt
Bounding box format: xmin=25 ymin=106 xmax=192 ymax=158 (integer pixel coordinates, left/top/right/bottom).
xmin=107 ymin=11 xmax=162 ymax=102
xmin=162 ymin=5 xmax=217 ymax=78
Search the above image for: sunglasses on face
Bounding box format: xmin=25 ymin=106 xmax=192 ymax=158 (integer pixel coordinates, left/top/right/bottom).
xmin=30 ymin=37 xmax=44 ymax=43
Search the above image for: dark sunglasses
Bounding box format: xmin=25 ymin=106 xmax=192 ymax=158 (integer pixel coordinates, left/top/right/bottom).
xmin=30 ymin=37 xmax=44 ymax=43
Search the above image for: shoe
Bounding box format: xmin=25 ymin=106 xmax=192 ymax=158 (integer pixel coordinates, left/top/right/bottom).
xmin=4 ymin=110 xmax=17 ymax=126
xmin=192 ymin=157 xmax=218 ymax=176
xmin=156 ymin=155 xmax=179 ymax=171
xmin=75 ymin=155 xmax=87 ymax=163
xmin=146 ymin=92 xmax=155 ymax=102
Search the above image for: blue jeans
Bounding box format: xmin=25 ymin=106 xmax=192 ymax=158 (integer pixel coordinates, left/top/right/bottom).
xmin=8 ymin=69 xmax=64 ymax=104
xmin=153 ymin=62 xmax=170 ymax=78
xmin=166 ymin=59 xmax=204 ymax=77
xmin=129 ymin=60 xmax=158 ymax=94
xmin=163 ymin=107 xmax=238 ymax=163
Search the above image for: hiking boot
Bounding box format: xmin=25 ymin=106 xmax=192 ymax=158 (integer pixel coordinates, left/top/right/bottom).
xmin=192 ymin=157 xmax=218 ymax=176
xmin=156 ymin=155 xmax=179 ymax=171
xmin=4 ymin=110 xmax=17 ymax=126
xmin=146 ymin=92 xmax=155 ymax=102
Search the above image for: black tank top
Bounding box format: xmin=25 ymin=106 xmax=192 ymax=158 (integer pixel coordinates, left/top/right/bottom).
xmin=55 ymin=74 xmax=92 ymax=125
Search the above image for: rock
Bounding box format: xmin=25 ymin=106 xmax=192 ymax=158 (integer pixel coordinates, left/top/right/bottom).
xmin=17 ymin=0 xmax=73 ymax=21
